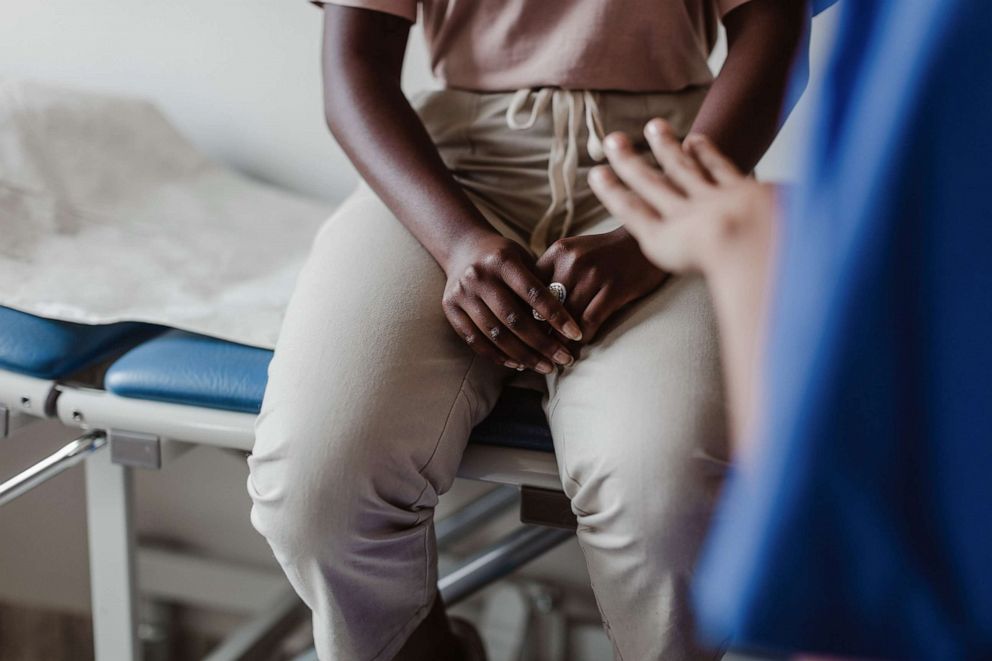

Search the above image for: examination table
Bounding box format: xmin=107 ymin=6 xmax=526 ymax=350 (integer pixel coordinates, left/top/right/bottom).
xmin=0 ymin=305 xmax=575 ymax=660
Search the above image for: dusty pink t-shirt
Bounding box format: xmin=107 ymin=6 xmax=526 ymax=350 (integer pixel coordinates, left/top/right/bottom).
xmin=320 ymin=0 xmax=752 ymax=92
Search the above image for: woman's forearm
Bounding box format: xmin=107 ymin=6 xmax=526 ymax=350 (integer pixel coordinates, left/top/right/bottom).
xmin=321 ymin=6 xmax=495 ymax=271
xmin=690 ymin=0 xmax=807 ymax=172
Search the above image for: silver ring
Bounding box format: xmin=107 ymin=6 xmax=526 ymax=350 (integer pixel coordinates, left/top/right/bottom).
xmin=532 ymin=282 xmax=567 ymax=321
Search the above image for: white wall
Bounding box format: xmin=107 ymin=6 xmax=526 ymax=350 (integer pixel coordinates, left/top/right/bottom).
xmin=0 ymin=0 xmax=434 ymax=203
xmin=2 ymin=1 xmax=838 ymax=205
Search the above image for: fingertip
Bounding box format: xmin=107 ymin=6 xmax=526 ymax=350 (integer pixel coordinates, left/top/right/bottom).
xmin=683 ymin=134 xmax=703 ymax=151
xmin=562 ymin=320 xmax=583 ymax=342
xmin=645 ymin=118 xmax=672 ymax=137
xmin=589 ymin=164 xmax=615 ymax=185
xmin=604 ymin=132 xmax=630 ymax=152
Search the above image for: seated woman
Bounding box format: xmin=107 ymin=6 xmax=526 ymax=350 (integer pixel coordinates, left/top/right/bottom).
xmin=591 ymin=0 xmax=992 ymax=657
xmin=247 ymin=1 xmax=805 ymax=659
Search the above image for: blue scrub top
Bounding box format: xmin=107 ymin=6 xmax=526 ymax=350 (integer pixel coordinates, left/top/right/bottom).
xmin=694 ymin=1 xmax=992 ymax=658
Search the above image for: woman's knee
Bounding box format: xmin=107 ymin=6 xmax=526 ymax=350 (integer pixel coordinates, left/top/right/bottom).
xmin=246 ymin=435 xmax=349 ymax=560
xmin=560 ymin=399 xmax=729 ymax=529
xmin=247 ymin=392 xmax=443 ymax=562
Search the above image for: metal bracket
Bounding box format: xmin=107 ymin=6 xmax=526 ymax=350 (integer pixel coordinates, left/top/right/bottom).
xmin=0 ymin=404 xmax=37 ymax=439
xmin=520 ymin=486 xmax=577 ymax=530
xmin=110 ymin=430 xmax=163 ymax=470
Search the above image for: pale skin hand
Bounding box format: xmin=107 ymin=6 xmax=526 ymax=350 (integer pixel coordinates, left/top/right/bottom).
xmin=588 ymin=118 xmax=778 ymax=450
xmin=591 ymin=121 xmax=862 ymax=661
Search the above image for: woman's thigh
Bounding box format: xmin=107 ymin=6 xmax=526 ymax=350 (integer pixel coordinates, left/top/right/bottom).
xmin=547 ymin=273 xmax=728 ymax=523
xmin=250 ymin=185 xmax=506 ymax=517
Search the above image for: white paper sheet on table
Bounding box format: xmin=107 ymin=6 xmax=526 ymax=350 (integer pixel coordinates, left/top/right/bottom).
xmin=0 ymin=79 xmax=335 ymax=350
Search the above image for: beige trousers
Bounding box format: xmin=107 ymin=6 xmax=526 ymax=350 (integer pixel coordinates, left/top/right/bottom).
xmin=247 ymin=88 xmax=729 ymax=661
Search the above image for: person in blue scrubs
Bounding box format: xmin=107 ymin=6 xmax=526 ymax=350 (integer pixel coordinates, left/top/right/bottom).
xmin=589 ymin=0 xmax=992 ymax=657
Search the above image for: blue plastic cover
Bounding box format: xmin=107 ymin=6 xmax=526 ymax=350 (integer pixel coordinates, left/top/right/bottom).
xmin=104 ymin=330 xmax=555 ymax=451
xmin=469 ymin=386 xmax=554 ymax=453
xmin=105 ymin=330 xmax=273 ymax=414
xmin=0 ymin=306 xmax=159 ymax=379
xmin=695 ymin=0 xmax=992 ymax=657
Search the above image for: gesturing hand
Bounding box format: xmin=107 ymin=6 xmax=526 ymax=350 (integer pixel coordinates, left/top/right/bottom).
xmin=443 ymin=233 xmax=584 ymax=374
xmin=588 ymin=119 xmax=776 ymax=275
xmin=535 ymin=229 xmax=668 ymax=345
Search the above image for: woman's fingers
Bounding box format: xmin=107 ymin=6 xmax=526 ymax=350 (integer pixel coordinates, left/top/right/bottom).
xmin=684 ymin=133 xmax=743 ymax=185
xmin=476 ymin=286 xmax=574 ymax=367
xmin=644 ymin=119 xmax=711 ymax=194
xmin=501 ymin=262 xmax=584 ymax=342
xmin=600 ymin=132 xmax=685 ymax=214
xmin=462 ymin=298 xmax=556 ymax=374
xmin=537 ymin=250 xmax=606 ymax=347
xmin=444 ymin=305 xmax=517 ymax=368
xmin=577 ymin=286 xmax=618 ymax=343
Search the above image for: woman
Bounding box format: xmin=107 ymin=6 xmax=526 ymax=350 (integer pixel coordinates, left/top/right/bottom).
xmin=247 ymin=1 xmax=805 ymax=659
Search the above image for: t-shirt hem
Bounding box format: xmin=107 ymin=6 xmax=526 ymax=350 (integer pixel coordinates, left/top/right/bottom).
xmin=312 ymin=0 xmax=416 ymax=23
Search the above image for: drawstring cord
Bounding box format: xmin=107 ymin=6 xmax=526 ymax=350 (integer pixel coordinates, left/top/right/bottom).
xmin=506 ymin=88 xmax=606 ymax=253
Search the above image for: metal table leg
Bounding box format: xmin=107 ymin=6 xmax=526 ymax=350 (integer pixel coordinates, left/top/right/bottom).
xmin=86 ymin=445 xmax=141 ymax=661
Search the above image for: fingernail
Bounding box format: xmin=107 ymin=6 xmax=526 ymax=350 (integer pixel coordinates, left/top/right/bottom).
xmin=604 ymin=133 xmax=626 ymax=152
xmin=563 ymin=322 xmax=583 ymax=341
xmin=553 ymin=349 xmax=573 ymax=366
xmin=535 ymin=361 xmax=554 ymax=375
xmin=589 ymin=166 xmax=609 ymax=184
xmin=504 ymin=361 xmax=522 ymax=370
xmin=648 ymin=119 xmax=672 ymax=137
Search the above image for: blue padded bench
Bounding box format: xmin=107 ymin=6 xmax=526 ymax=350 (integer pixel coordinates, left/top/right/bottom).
xmin=0 ymin=306 xmax=160 ymax=379
xmin=2 ymin=318 xmax=565 ymax=661
xmin=104 ymin=330 xmax=554 ymax=453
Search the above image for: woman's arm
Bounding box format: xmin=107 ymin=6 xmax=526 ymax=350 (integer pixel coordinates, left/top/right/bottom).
xmin=691 ymin=0 xmax=808 ymax=171
xmin=321 ymin=6 xmax=581 ymax=373
xmin=321 ymin=6 xmax=487 ymax=270
xmin=537 ymin=0 xmax=805 ymax=345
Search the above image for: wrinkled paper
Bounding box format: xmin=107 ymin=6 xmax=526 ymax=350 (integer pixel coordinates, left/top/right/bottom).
xmin=0 ymin=79 xmax=334 ymax=349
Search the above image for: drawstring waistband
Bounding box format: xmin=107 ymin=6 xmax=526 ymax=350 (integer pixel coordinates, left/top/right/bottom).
xmin=506 ymin=88 xmax=606 ymax=254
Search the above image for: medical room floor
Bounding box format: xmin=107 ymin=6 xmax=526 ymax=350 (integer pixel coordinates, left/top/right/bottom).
xmin=0 ymin=421 xmax=769 ymax=661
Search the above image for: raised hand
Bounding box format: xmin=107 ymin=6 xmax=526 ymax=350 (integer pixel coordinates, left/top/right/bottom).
xmin=589 ymin=119 xmax=776 ymax=275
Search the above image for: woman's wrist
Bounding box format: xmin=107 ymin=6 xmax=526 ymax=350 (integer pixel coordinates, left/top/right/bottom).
xmin=439 ymin=225 xmax=505 ymax=275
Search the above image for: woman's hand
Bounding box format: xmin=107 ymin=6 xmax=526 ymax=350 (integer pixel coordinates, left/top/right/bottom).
xmin=588 ymin=119 xmax=776 ymax=275
xmin=443 ymin=233 xmax=584 ymax=374
xmin=535 ymin=229 xmax=668 ymax=344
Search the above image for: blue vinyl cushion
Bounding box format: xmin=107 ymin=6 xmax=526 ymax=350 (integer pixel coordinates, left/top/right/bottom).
xmin=105 ymin=331 xmax=273 ymax=414
xmin=0 ymin=306 xmax=159 ymax=379
xmin=470 ymin=386 xmax=553 ymax=453
xmin=104 ymin=330 xmax=554 ymax=452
